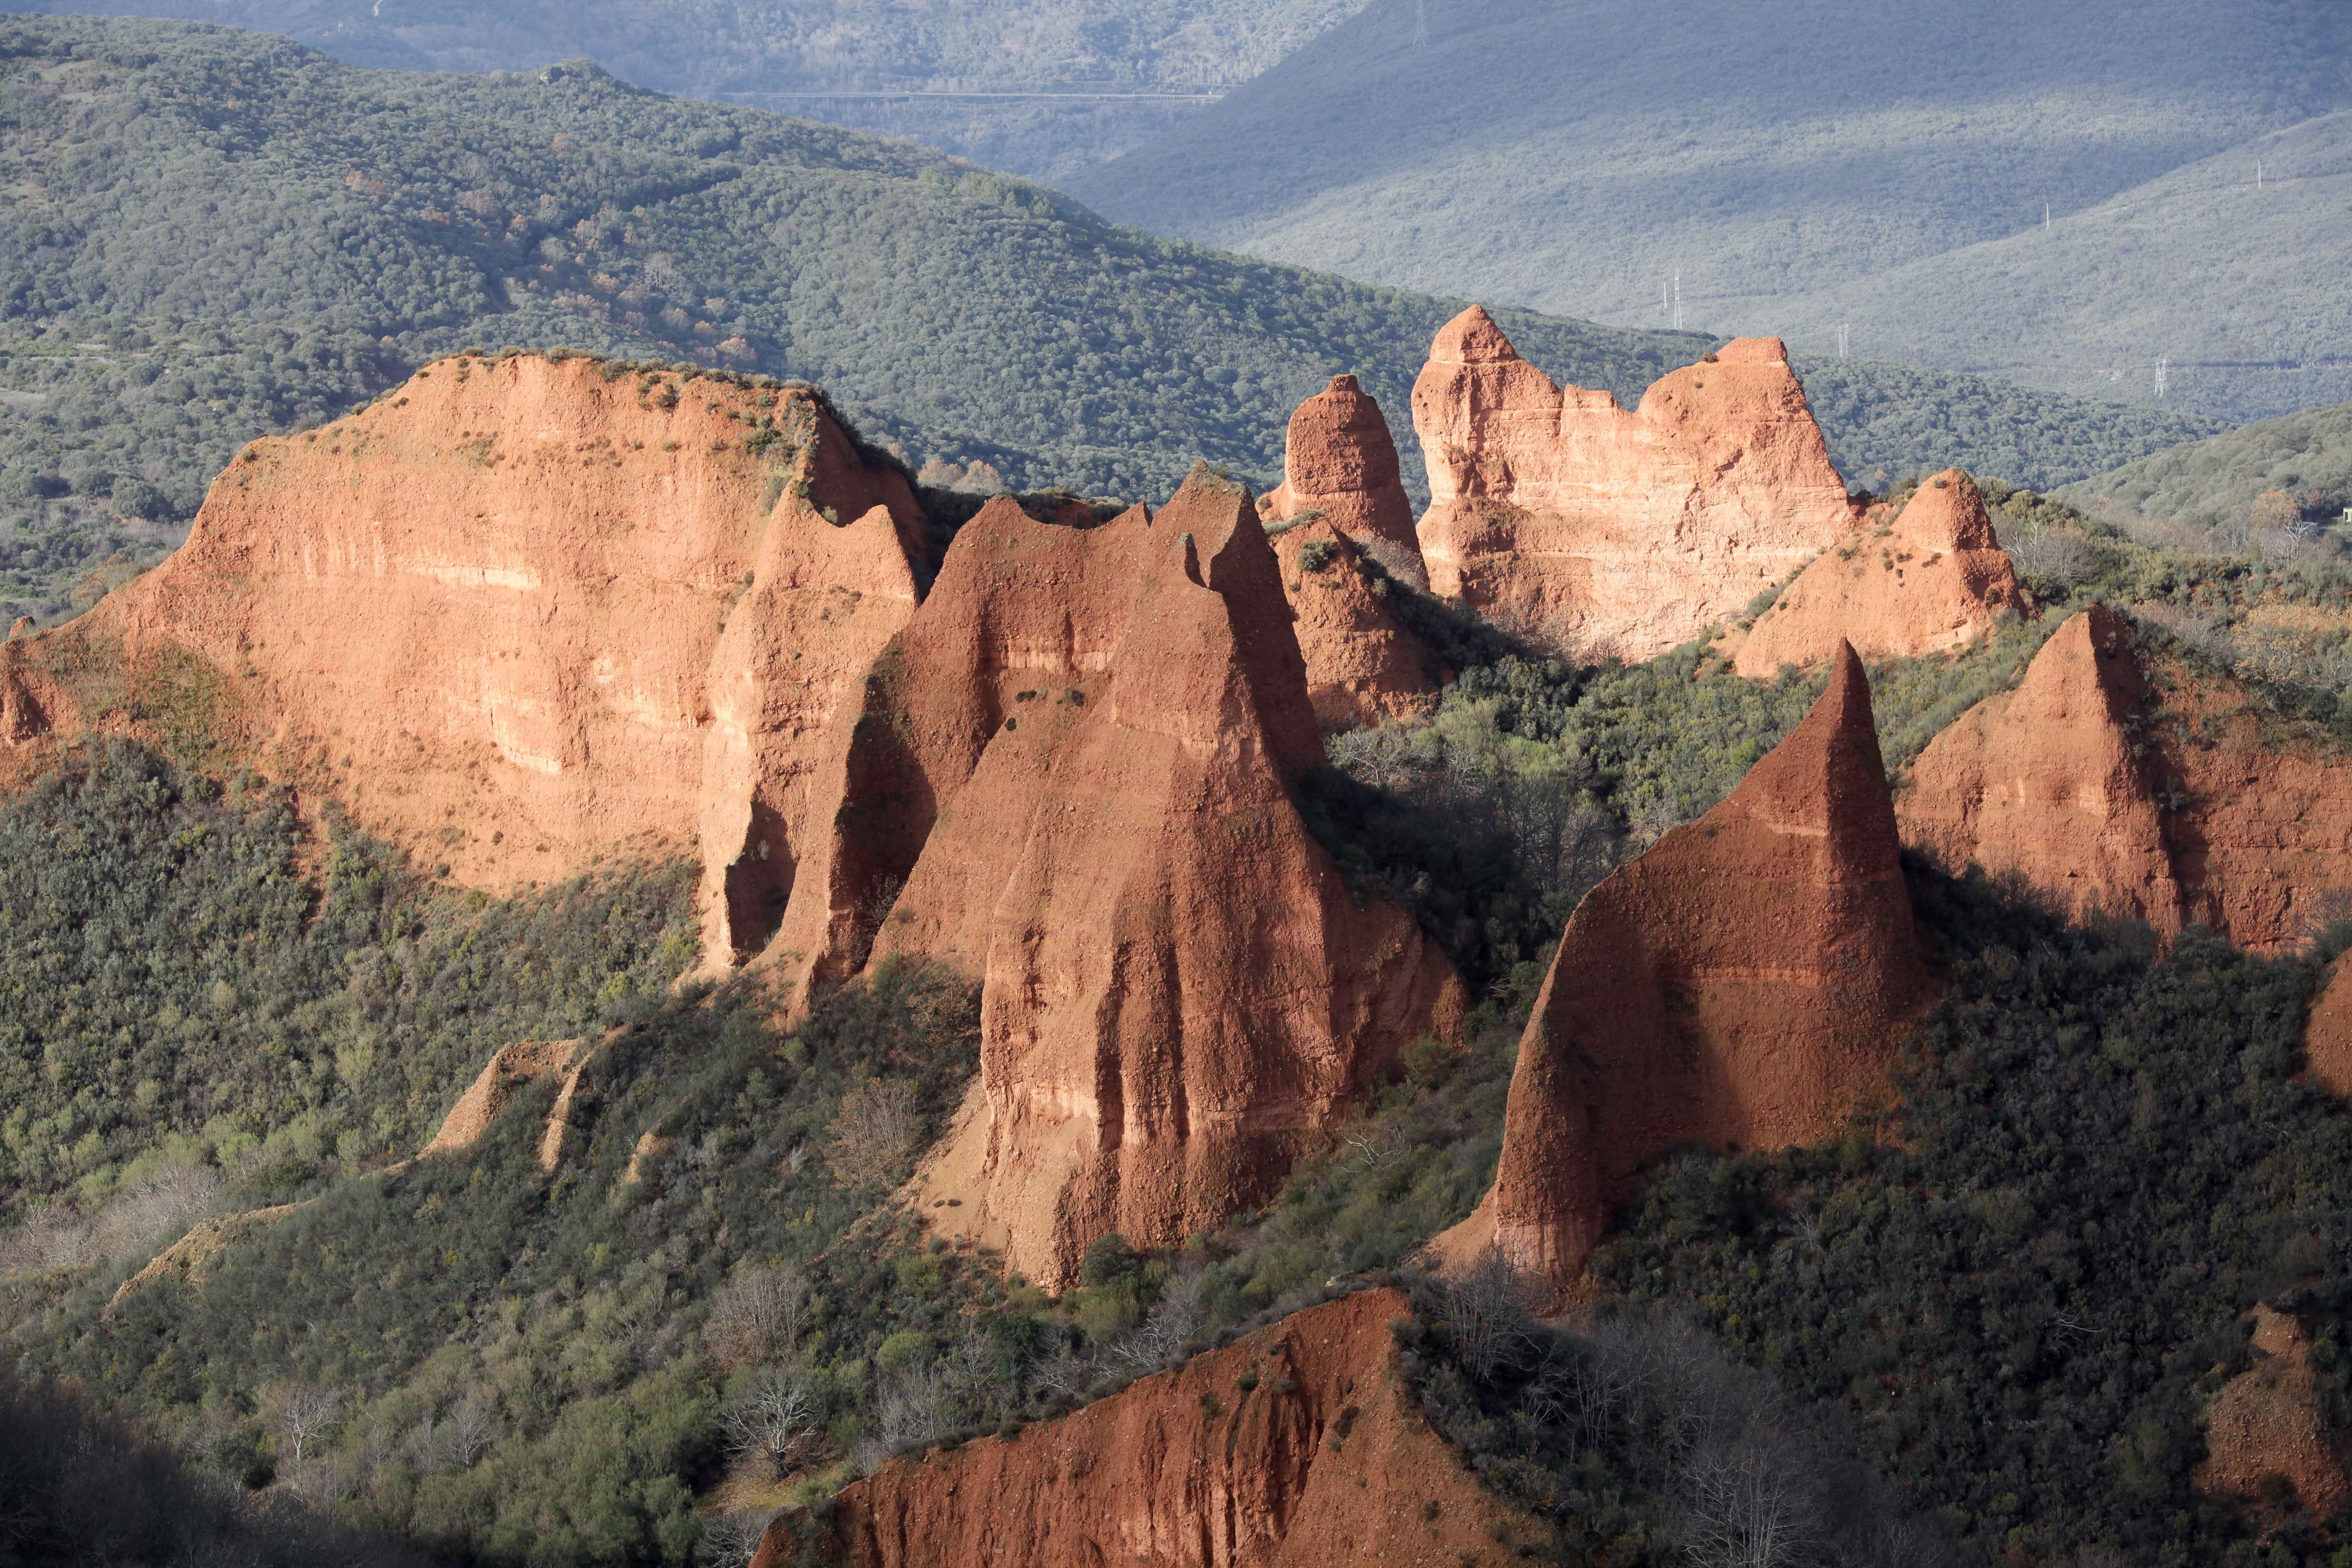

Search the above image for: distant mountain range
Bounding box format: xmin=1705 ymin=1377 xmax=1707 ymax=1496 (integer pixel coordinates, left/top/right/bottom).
xmin=12 ymin=0 xmax=1368 ymax=175
xmin=1064 ymin=0 xmax=2352 ymax=423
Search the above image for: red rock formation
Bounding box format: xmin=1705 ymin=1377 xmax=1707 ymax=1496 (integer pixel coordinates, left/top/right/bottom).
xmin=2304 ymin=956 xmax=2352 ymax=1099
xmin=0 ymin=356 xmax=925 ymax=970
xmin=1731 ymin=470 xmax=2029 ymax=675
xmin=1899 ymin=605 xmax=2352 ymax=949
xmin=1438 ymin=644 xmax=1920 ymax=1297
xmin=772 ymin=468 xmax=1463 ymax=1289
xmin=755 ymin=1288 xmax=1524 ymax=1568
xmin=1412 ymin=309 xmax=1863 ymax=661
xmin=2199 ymin=1305 xmax=2351 ymax=1519
xmin=421 ymin=1037 xmax=594 ymax=1170
xmin=1898 ymin=605 xmax=2183 ymax=931
xmin=1271 ymin=519 xmax=1440 ymax=727
xmin=1263 ymin=374 xmax=1426 ymax=587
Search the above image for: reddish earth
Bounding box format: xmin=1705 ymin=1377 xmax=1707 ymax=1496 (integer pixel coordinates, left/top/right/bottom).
xmin=1412 ymin=309 xmax=1863 ymax=661
xmin=421 ymin=1037 xmax=594 ymax=1170
xmin=774 ymin=468 xmax=1463 ymax=1289
xmin=2305 ymin=955 xmax=2352 ymax=1098
xmin=2199 ymin=1305 xmax=2351 ymax=1519
xmin=1437 ymin=645 xmax=1922 ymax=1298
xmin=1899 ymin=604 xmax=2352 ymax=948
xmin=1270 ymin=518 xmax=1440 ymax=728
xmin=1263 ymin=373 xmax=1426 ymax=587
xmin=753 ymin=1288 xmax=1526 ymax=1568
xmin=0 ymin=355 xmax=925 ymax=971
xmin=1731 ymin=470 xmax=2029 ymax=675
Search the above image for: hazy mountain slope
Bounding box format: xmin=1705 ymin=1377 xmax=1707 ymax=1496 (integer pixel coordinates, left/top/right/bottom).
xmin=1064 ymin=0 xmax=2352 ymax=420
xmin=0 ymin=16 xmax=2221 ymax=624
xmin=1719 ymin=111 xmax=2352 ymax=422
xmin=16 ymin=0 xmax=1369 ymax=175
xmin=2057 ymin=398 xmax=2352 ymax=538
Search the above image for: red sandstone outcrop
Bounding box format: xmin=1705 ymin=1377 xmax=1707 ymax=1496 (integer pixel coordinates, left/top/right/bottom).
xmin=754 ymin=1288 xmax=1523 ymax=1568
xmin=1899 ymin=605 xmax=2352 ymax=949
xmin=1731 ymin=470 xmax=2028 ymax=675
xmin=1263 ymin=374 xmax=1425 ymax=587
xmin=0 ymin=356 xmax=925 ymax=971
xmin=1412 ymin=309 xmax=1864 ymax=661
xmin=2199 ymin=1305 xmax=2351 ymax=1518
xmin=1898 ymin=605 xmax=2183 ymax=931
xmin=771 ymin=468 xmax=1463 ymax=1289
xmin=421 ymin=1037 xmax=594 ymax=1170
xmin=1271 ymin=519 xmax=1440 ymax=727
xmin=1437 ymin=644 xmax=1921 ymax=1297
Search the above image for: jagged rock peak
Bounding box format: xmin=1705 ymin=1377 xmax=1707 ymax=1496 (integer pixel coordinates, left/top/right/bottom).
xmin=763 ymin=465 xmax=1463 ymax=1289
xmin=1429 ymin=303 xmax=1522 ymax=365
xmin=1732 ymin=468 xmax=2029 ymax=674
xmin=1412 ymin=310 xmax=1861 ymax=661
xmin=1265 ymin=368 xmax=1425 ymax=586
xmin=1440 ymin=642 xmax=1921 ymax=1298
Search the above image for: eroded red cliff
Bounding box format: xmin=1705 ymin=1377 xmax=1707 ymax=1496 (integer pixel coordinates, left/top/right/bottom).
xmin=1271 ymin=519 xmax=1440 ymax=728
xmin=758 ymin=1288 xmax=1523 ymax=1568
xmin=1731 ymin=470 xmax=2028 ymax=675
xmin=770 ymin=468 xmax=1463 ymax=1289
xmin=1898 ymin=604 xmax=2352 ymax=948
xmin=1412 ymin=309 xmax=1863 ymax=661
xmin=1439 ymin=644 xmax=1921 ymax=1297
xmin=0 ymin=355 xmax=925 ymax=971
xmin=1263 ymin=374 xmax=1425 ymax=586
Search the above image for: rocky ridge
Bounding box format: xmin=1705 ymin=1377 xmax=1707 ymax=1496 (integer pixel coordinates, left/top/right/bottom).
xmin=1899 ymin=604 xmax=2352 ymax=949
xmin=769 ymin=470 xmax=1462 ymax=1289
xmin=0 ymin=355 xmax=927 ymax=975
xmin=1412 ymin=308 xmax=1863 ymax=661
xmin=1731 ymin=469 xmax=2029 ymax=675
xmin=755 ymin=1287 xmax=1521 ymax=1568
xmin=1438 ymin=645 xmax=1922 ymax=1297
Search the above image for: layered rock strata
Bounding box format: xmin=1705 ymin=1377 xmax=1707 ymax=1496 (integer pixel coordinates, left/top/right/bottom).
xmin=1439 ymin=645 xmax=1921 ymax=1297
xmin=772 ymin=468 xmax=1463 ymax=1289
xmin=1412 ymin=308 xmax=1863 ymax=661
xmin=755 ymin=1288 xmax=1522 ymax=1568
xmin=1263 ymin=373 xmax=1426 ymax=586
xmin=1899 ymin=605 xmax=2352 ymax=948
xmin=0 ymin=355 xmax=926 ymax=970
xmin=1732 ymin=470 xmax=2028 ymax=675
xmin=1271 ymin=518 xmax=1440 ymax=727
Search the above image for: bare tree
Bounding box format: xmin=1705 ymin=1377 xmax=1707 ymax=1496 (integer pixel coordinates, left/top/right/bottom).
xmin=271 ymin=1384 xmax=346 ymax=1468
xmin=437 ymin=1391 xmax=498 ymax=1470
xmin=1677 ymin=1435 xmax=1822 ymax=1568
xmin=823 ymin=1078 xmax=922 ymax=1191
xmin=1112 ymin=1265 xmax=1213 ymax=1373
xmin=719 ymin=1367 xmax=821 ymax=1480
xmin=705 ymin=1263 xmax=812 ymax=1372
xmin=699 ymin=1507 xmax=779 ymax=1568
xmin=1439 ymin=1246 xmax=1540 ymax=1382
xmin=874 ymin=1363 xmax=956 ymax=1454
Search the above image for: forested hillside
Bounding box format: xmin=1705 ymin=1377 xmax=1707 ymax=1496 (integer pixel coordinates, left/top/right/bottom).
xmin=2060 ymin=397 xmax=2352 ymax=542
xmin=0 ymin=16 xmax=2221 ymax=626
xmin=1066 ymin=0 xmax=2352 ymax=423
xmin=17 ymin=0 xmax=1367 ymax=175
